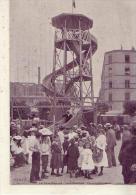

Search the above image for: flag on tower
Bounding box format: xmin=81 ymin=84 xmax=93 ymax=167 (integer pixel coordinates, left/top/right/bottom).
xmin=72 ymin=0 xmax=76 ymax=8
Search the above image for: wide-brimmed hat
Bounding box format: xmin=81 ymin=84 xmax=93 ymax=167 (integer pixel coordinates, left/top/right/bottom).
xmin=13 ymin=135 xmax=22 ymax=140
xmin=39 ymin=128 xmax=53 ymax=136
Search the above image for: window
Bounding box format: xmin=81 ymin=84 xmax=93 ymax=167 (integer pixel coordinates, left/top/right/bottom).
xmin=125 ymin=55 xmax=130 ymax=63
xmin=109 ymin=93 xmax=112 ymax=102
xmin=109 ymin=67 xmax=112 ymax=76
xmin=125 ymin=92 xmax=130 ymax=101
xmin=125 ymin=80 xmax=130 ymax=88
xmin=109 ymin=81 xmax=112 ymax=88
xmin=108 ymin=55 xmax=112 ymax=64
xmin=125 ymin=67 xmax=130 ymax=75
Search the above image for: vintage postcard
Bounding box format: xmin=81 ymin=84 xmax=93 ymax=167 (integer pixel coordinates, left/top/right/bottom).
xmin=0 ymin=0 xmax=136 ymax=194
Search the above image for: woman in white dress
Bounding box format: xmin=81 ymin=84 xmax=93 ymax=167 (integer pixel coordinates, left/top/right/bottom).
xmin=77 ymin=140 xmax=84 ymax=177
xmin=81 ymin=142 xmax=94 ymax=179
xmin=94 ymin=128 xmax=108 ymax=176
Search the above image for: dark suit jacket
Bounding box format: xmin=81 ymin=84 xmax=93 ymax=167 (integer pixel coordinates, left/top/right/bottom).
xmin=106 ymin=129 xmax=116 ymax=148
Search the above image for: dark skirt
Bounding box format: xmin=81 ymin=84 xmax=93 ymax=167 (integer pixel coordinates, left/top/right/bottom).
xmin=116 ymin=131 xmax=121 ymax=140
xmin=67 ymin=158 xmax=78 ymax=171
xmin=14 ymin=153 xmax=25 ymax=167
xmin=30 ymin=152 xmax=40 ymax=182
xmin=63 ymin=154 xmax=68 ymax=166
xmin=41 ymin=155 xmax=49 ymax=171
xmin=50 ymin=152 xmax=62 ymax=169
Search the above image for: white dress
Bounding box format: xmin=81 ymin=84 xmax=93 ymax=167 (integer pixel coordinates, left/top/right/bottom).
xmin=21 ymin=137 xmax=29 ymax=155
xmin=81 ymin=148 xmax=94 ymax=170
xmin=58 ymin=131 xmax=64 ymax=144
xmin=28 ymin=135 xmax=36 ymax=164
xmin=95 ymin=134 xmax=108 ymax=167
xmin=78 ymin=146 xmax=84 ymax=168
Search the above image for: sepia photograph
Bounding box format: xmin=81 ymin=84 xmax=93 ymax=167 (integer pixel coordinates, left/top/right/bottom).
xmin=9 ymin=0 xmax=136 ymax=185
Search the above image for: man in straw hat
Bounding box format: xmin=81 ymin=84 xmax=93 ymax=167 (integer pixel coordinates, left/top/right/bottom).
xmin=105 ymin=123 xmax=117 ymax=168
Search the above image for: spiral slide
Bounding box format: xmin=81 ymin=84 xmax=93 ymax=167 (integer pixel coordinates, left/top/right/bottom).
xmin=42 ymin=33 xmax=97 ymax=128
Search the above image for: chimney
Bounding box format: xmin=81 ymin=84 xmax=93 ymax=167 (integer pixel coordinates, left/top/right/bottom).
xmin=38 ymin=66 xmax=41 ymax=85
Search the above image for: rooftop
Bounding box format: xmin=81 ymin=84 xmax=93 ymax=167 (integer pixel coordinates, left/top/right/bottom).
xmin=52 ymin=13 xmax=93 ymax=30
xmin=105 ymin=48 xmax=136 ymax=55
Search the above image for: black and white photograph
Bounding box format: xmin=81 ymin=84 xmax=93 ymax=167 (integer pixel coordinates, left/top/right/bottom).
xmin=9 ymin=0 xmax=136 ymax=185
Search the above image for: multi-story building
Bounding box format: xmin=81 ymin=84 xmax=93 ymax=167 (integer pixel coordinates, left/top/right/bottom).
xmin=99 ymin=48 xmax=136 ymax=112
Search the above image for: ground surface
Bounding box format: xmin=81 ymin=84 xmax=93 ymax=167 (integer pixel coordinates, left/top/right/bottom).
xmin=10 ymin=140 xmax=124 ymax=185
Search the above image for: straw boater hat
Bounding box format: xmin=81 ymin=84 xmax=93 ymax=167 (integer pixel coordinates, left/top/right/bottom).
xmin=104 ymin=123 xmax=112 ymax=128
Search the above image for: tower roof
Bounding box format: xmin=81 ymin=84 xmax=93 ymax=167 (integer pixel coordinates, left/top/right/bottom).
xmin=52 ymin=13 xmax=93 ymax=30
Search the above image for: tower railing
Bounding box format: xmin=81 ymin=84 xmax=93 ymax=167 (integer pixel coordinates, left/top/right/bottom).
xmin=55 ymin=29 xmax=91 ymax=44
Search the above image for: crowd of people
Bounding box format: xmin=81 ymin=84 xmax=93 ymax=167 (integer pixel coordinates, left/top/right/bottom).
xmin=10 ymin=120 xmax=136 ymax=184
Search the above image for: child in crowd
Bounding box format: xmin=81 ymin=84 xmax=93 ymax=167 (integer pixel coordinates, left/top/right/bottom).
xmin=81 ymin=142 xmax=94 ymax=179
xmin=11 ymin=136 xmax=25 ymax=168
xmin=40 ymin=135 xmax=51 ymax=179
xmin=62 ymin=135 xmax=69 ymax=174
xmin=67 ymin=139 xmax=79 ymax=178
xmin=50 ymin=136 xmax=62 ymax=176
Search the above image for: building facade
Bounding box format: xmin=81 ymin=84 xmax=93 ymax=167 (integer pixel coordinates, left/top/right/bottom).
xmin=99 ymin=49 xmax=136 ymax=111
xmin=10 ymin=82 xmax=47 ymax=106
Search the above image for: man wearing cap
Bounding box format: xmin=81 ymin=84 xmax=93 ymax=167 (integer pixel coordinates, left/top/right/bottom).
xmin=105 ymin=123 xmax=117 ymax=168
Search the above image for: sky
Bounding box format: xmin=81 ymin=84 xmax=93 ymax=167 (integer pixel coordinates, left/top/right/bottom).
xmin=10 ymin=0 xmax=136 ymax=96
